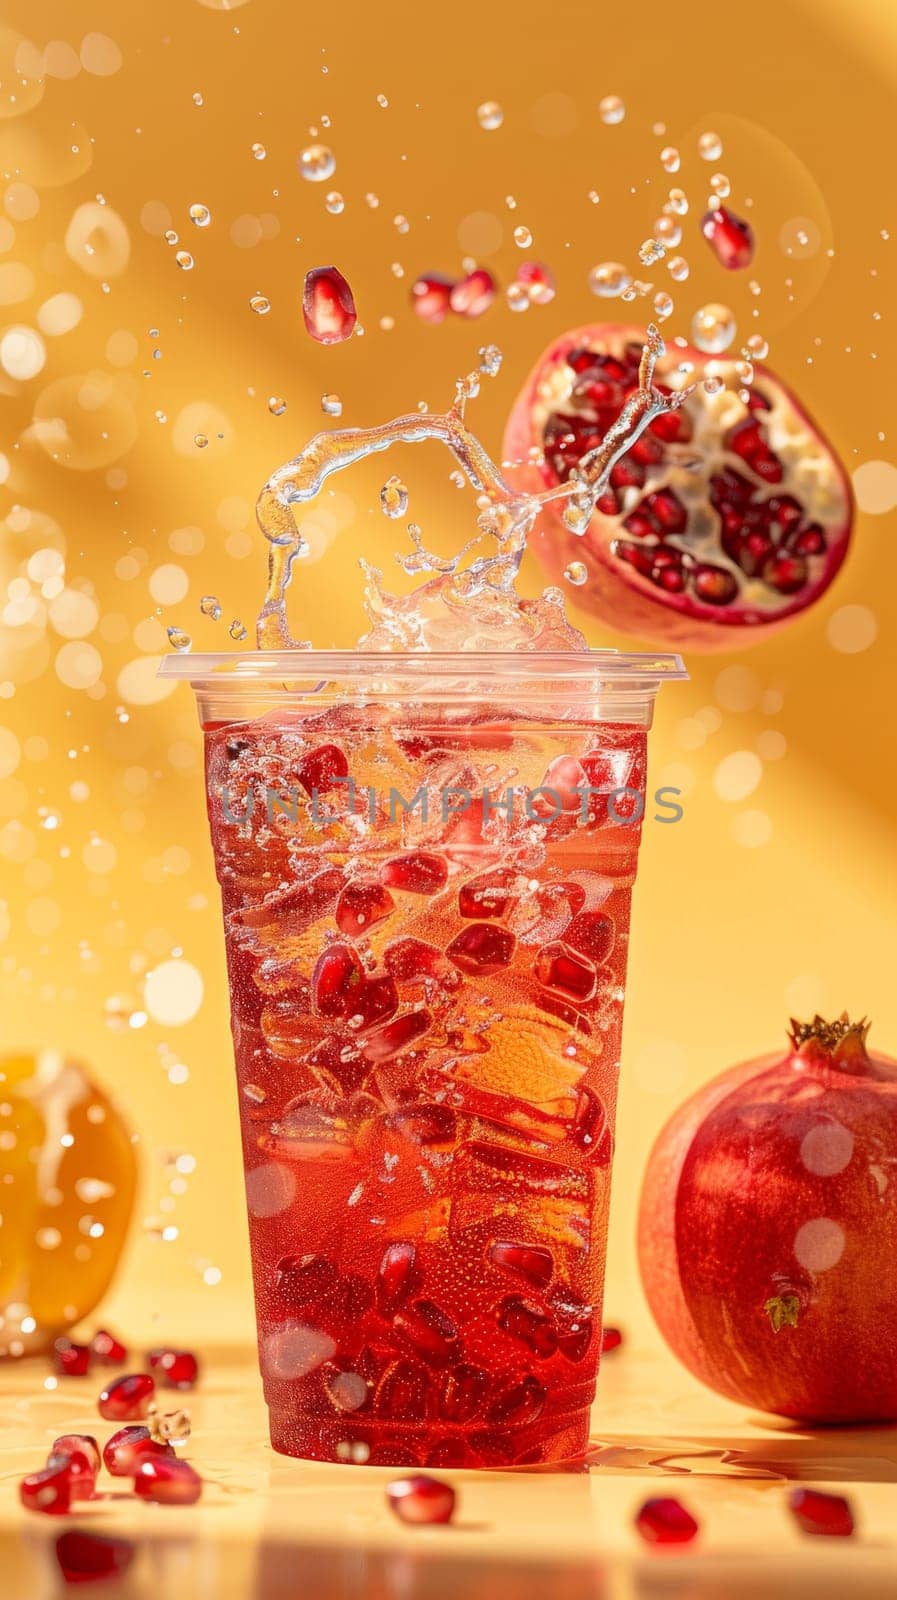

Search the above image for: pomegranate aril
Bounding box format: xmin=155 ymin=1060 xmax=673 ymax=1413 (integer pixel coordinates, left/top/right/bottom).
xmin=792 ymin=523 xmax=826 ymax=555
xmin=645 ymin=489 xmax=687 ymax=533
xmin=394 ymin=1299 xmax=461 ymax=1367
xmin=347 ymin=974 xmax=399 ymax=1029
xmin=52 ymin=1435 xmax=102 ymax=1479
xmin=449 ymin=268 xmax=496 ymax=318
xmin=701 ymin=206 xmax=755 ymax=270
xmin=763 ymin=551 xmax=808 ymax=595
xmin=622 ymin=509 xmax=655 ymax=540
xmin=135 ymin=1456 xmax=203 ymax=1506
xmin=386 ymin=1473 xmax=456 ymax=1526
xmin=487 ymin=1373 xmax=546 ymax=1426
xmin=729 ymin=419 xmax=784 ymax=484
xmin=440 ymin=1363 xmax=490 ymax=1423
xmin=615 ymin=540 xmax=656 ymax=578
xmin=788 ymin=1487 xmax=855 ymax=1538
xmin=383 ymin=1102 xmax=456 ymax=1146
xmin=535 ymin=941 xmax=597 ymax=1002
xmin=296 ymin=742 xmax=349 ymax=795
xmin=376 ymin=1359 xmax=433 ymax=1421
xmin=276 ymin=1253 xmax=338 ymax=1306
xmin=610 ymin=457 xmax=645 ymax=490
xmin=384 ymin=936 xmax=447 ymax=984
xmin=635 ymin=1496 xmax=700 ymax=1545
xmin=601 ymin=1325 xmax=624 ymax=1353
xmin=104 ymin=1425 xmax=175 ymax=1476
xmin=20 ymin=1461 xmax=73 ymax=1515
xmin=362 ymin=1007 xmax=432 ymax=1061
xmin=767 ymin=494 xmax=803 ymax=532
xmin=571 ymin=1085 xmax=613 ymax=1164
xmin=90 ymin=1328 xmax=128 ymax=1366
xmin=381 ymin=851 xmax=448 ymax=894
xmin=488 ymin=1239 xmax=554 ymax=1291
xmin=54 ymin=1338 xmax=91 ymax=1378
xmin=446 ymin=923 xmax=515 ymax=975
xmin=516 ymin=260 xmax=555 ymax=301
xmin=496 ymin=1296 xmax=558 ymax=1359
xmin=303 ymin=265 xmax=357 ymax=345
xmin=312 ymin=942 xmax=363 ymax=1017
xmin=335 ymin=880 xmax=395 ymax=935
xmin=98 ymin=1372 xmax=155 ymax=1421
xmin=411 ymin=272 xmax=455 ymax=325
xmin=458 ymin=869 xmax=518 ymax=919
xmin=693 ymin=563 xmax=739 ymax=606
xmin=56 ymin=1530 xmax=135 ymax=1584
xmin=376 ymin=1242 xmax=420 ymax=1314
xmin=147 ymin=1348 xmax=200 ymax=1389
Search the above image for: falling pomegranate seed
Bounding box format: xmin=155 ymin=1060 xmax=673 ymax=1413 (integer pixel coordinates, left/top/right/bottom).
xmin=376 ymin=1242 xmax=420 ymax=1313
xmin=302 ymin=265 xmax=357 ymax=345
xmin=146 ymin=1349 xmax=200 ymax=1390
xmin=55 ymin=1531 xmax=135 ymax=1585
xmin=701 ymin=206 xmax=755 ymax=270
xmin=635 ymin=1496 xmax=700 ymax=1545
xmin=103 ymin=1424 xmax=175 ymax=1477
xmin=20 ymin=1460 xmax=74 ymax=1516
xmin=535 ymin=941 xmax=598 ymax=1002
xmin=90 ymin=1328 xmax=128 ymax=1365
xmin=98 ymin=1372 xmax=155 ymax=1421
xmin=53 ymin=1338 xmax=91 ymax=1378
xmin=134 ymin=1456 xmax=203 ymax=1506
xmin=312 ymin=942 xmax=364 ymax=1017
xmin=386 ymin=1473 xmax=456 ymax=1526
xmin=411 ymin=272 xmax=455 ymax=324
xmin=393 ymin=1299 xmax=460 ymax=1367
xmin=788 ymin=1488 xmax=855 ymax=1537
xmin=449 ymin=268 xmax=497 ymax=318
xmin=446 ymin=923 xmax=515 ymax=975
xmin=515 ymin=260 xmax=556 ymax=304
xmin=496 ymin=1296 xmax=558 ymax=1358
xmin=335 ymin=880 xmax=395 ymax=936
xmin=488 ymin=1239 xmax=554 ymax=1290
xmin=381 ymin=851 xmax=448 ymax=894
xmin=51 ymin=1435 xmax=102 ymax=1479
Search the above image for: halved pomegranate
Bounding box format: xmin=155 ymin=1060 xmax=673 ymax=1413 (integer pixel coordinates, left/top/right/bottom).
xmin=503 ymin=323 xmax=853 ymax=651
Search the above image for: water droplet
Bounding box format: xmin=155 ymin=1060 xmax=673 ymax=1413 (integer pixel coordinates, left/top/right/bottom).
xmin=380 ymin=476 xmax=408 ymax=519
xmin=193 ymin=434 xmax=208 ymax=449
xmin=506 ymin=283 xmax=529 ymax=312
xmin=229 ymin=620 xmax=248 ymax=642
xmin=666 ymin=189 xmax=688 ymax=216
xmin=267 ymin=395 xmax=287 ymax=416
xmin=325 ymin=191 xmax=344 ymax=215
xmin=588 ymin=189 xmax=600 ymax=205
xmin=164 ymin=230 xmax=179 ymax=245
xmin=564 ymin=561 xmax=588 ymax=585
xmin=364 ymin=192 xmax=379 ymax=209
xmin=667 ymin=256 xmax=689 ymax=282
xmin=692 ymin=302 xmax=736 ymax=354
xmin=639 ymin=237 xmax=665 ymax=266
xmin=200 ymin=595 xmax=221 ymax=620
xmin=735 ymin=359 xmax=754 ymax=385
xmin=376 ymin=93 xmax=389 ymax=108
xmin=167 ymin=627 xmax=191 ymax=651
xmin=298 ymin=144 xmax=336 ymax=183
xmin=589 ymin=261 xmax=632 ymax=298
xmin=563 ymin=498 xmax=592 ymax=535
xmin=478 ymin=344 xmax=503 ymax=377
xmin=321 ymin=392 xmax=342 ymax=416
xmin=513 ymin=225 xmax=533 ymax=248
xmin=449 ymin=470 xmax=465 ymax=489
xmin=698 ymin=131 xmax=723 ymax=161
xmin=652 ymin=292 xmax=674 ymax=321
xmin=709 ymin=173 xmax=730 ymax=199
xmin=251 ymin=142 xmax=266 ymax=160
xmin=175 ymin=251 xmax=194 ymax=270
xmin=599 ymin=95 xmax=625 ymax=126
xmin=702 ymin=374 xmax=725 ymax=395
xmin=192 ymin=92 xmax=203 ymax=108
xmin=477 ymin=100 xmax=504 ymax=131
xmin=660 ymin=146 xmax=680 ymax=173
xmin=249 ymin=293 xmax=271 ymax=314
xmin=189 ymin=203 xmax=211 ymax=228
xmin=394 ymin=214 xmax=410 ymax=234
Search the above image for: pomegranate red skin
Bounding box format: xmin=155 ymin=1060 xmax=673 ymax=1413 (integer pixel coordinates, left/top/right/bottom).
xmin=503 ymin=323 xmax=853 ymax=652
xmin=638 ymin=1031 xmax=897 ymax=1422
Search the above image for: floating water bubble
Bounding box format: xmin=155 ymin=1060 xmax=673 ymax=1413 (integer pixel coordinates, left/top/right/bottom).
xmin=564 ymin=561 xmax=588 ymax=585
xmin=164 ymin=230 xmax=179 ymax=245
xmin=251 ymin=142 xmax=266 ymax=160
xmin=735 ymin=359 xmax=754 ymax=385
xmin=667 ymin=256 xmax=689 ymax=282
xmin=709 ymin=173 xmax=730 ymax=199
xmin=639 ymin=238 xmax=665 ymax=266
xmin=298 ymin=144 xmax=336 ymax=183
xmin=380 ymin=476 xmax=408 ymax=519
xmin=364 ymin=192 xmax=379 ymax=209
xmin=563 ymin=498 xmax=592 ymax=534
xmin=376 ymin=92 xmax=389 ymax=108
xmin=394 ymin=214 xmax=409 ymax=234
xmin=229 ymin=620 xmax=248 ymax=641
xmin=692 ymin=302 xmax=736 ymax=354
xmin=599 ymin=95 xmax=625 ymax=126
xmin=506 ymin=283 xmax=529 ymax=312
xmin=660 ymin=146 xmax=680 ymax=173
xmin=513 ymin=225 xmax=533 ymax=248
xmin=194 ymin=434 xmax=208 ymax=449
xmin=654 ymin=215 xmax=682 ymax=248
xmin=267 ymin=395 xmax=287 ymax=416
xmin=325 ymin=191 xmax=344 ymax=215
xmin=249 ymin=293 xmax=271 ymax=314
xmin=743 ymin=333 xmax=768 ymax=359
xmin=666 ymin=189 xmax=688 ymax=216
xmin=477 ymin=100 xmax=504 ymax=131
xmin=175 ymin=251 xmax=194 ymax=271
xmin=698 ymin=131 xmax=723 ymax=161
xmin=167 ymin=627 xmax=191 ymax=652
xmin=449 ymin=469 xmax=465 ymax=489
xmin=477 ymin=344 xmax=502 ymax=376
xmin=588 ymin=189 xmax=600 ymax=205
xmin=200 ymin=595 xmax=221 ymax=620
xmin=702 ymin=374 xmax=725 ymax=395
xmin=589 ymin=261 xmax=631 ymax=298
xmin=321 ymin=392 xmax=342 ymax=416
xmin=188 ymin=204 xmax=211 ymax=228
xmin=192 ymin=92 xmax=203 ymax=107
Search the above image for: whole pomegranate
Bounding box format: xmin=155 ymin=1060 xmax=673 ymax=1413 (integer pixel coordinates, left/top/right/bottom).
xmin=638 ymin=1017 xmax=897 ymax=1422
xmin=503 ymin=324 xmax=853 ymax=651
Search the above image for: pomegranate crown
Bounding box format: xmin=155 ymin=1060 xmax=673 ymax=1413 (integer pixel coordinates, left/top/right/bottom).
xmin=788 ymin=1013 xmax=869 ymax=1052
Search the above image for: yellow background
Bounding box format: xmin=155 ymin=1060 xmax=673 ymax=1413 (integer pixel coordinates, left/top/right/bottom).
xmin=0 ymin=0 xmax=894 ymax=1354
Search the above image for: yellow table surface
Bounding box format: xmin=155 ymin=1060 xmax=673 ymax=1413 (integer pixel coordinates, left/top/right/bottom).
xmin=2 ymin=1339 xmax=895 ymax=1598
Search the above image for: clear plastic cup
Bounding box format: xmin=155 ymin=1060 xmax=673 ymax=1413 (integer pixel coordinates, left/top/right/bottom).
xmin=161 ymin=649 xmax=686 ymax=1466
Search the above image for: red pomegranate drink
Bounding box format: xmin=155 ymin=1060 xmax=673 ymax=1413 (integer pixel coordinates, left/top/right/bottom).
xmin=161 ymin=331 xmax=686 ymax=1465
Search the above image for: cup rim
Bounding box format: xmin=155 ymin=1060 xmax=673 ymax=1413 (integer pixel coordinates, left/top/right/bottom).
xmin=158 ymin=648 xmax=688 ymax=685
